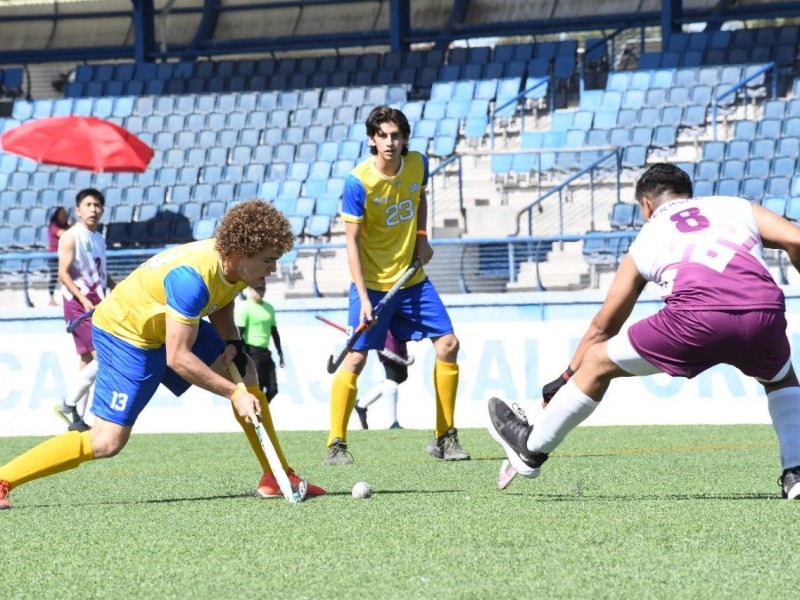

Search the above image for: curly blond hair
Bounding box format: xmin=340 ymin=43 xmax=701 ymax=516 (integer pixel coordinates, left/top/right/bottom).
xmin=215 ymin=199 xmax=294 ymax=260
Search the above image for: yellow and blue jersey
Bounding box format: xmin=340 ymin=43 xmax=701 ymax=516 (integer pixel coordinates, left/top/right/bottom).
xmin=341 ymin=152 xmax=429 ymax=291
xmin=93 ymin=239 xmax=246 ymax=349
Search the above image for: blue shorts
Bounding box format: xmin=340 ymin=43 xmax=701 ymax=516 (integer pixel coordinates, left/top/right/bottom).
xmin=91 ymin=321 xmax=226 ymax=426
xmin=348 ymin=278 xmax=454 ymax=351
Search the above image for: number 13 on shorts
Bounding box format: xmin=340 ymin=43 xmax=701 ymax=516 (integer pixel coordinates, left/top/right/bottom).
xmin=110 ymin=391 xmax=129 ymax=411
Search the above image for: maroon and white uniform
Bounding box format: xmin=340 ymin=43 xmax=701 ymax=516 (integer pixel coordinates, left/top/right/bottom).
xmin=60 ymin=222 xmax=107 ymax=355
xmin=618 ymin=196 xmax=790 ymax=381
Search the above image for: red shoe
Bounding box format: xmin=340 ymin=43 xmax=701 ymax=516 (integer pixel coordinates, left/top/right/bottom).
xmin=256 ymin=470 xmax=326 ymax=499
xmin=256 ymin=472 xmax=283 ymax=499
xmin=0 ymin=480 xmax=11 ymax=510
xmin=287 ymin=469 xmax=326 ymax=497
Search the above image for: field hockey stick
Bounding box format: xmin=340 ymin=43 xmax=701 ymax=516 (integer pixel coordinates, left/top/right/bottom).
xmin=498 ymin=459 xmax=518 ymax=490
xmin=66 ymin=308 xmax=94 ymax=333
xmin=226 ymin=363 xmax=308 ymax=504
xmin=325 ymin=258 xmax=421 ymax=374
xmin=315 ymin=314 xmax=415 ymax=367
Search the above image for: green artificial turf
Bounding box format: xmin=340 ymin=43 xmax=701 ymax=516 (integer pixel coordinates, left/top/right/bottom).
xmin=2 ymin=425 xmax=798 ymax=599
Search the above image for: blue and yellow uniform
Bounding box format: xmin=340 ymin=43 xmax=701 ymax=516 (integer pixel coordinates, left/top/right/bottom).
xmin=91 ymin=239 xmax=246 ymax=425
xmin=341 ymin=152 xmax=453 ymax=351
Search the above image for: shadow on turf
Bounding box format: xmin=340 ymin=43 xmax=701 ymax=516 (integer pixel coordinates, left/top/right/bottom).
xmin=17 ymin=489 xmax=463 ymax=508
xmin=499 ymin=490 xmax=779 ymax=501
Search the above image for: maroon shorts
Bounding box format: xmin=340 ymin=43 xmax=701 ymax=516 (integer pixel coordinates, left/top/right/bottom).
xmin=628 ymin=306 xmax=790 ymax=381
xmin=63 ymin=292 xmax=102 ymax=355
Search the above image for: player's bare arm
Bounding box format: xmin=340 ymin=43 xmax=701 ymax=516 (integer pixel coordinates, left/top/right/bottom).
xmin=570 ymin=254 xmax=647 ymax=369
xmin=57 ymin=230 xmax=93 ymax=311
xmin=208 ymin=302 xmax=255 ymax=384
xmin=345 ymin=220 xmax=373 ymax=324
xmin=164 ymin=315 xmax=259 ymax=424
xmin=414 ymin=189 xmax=434 ymax=265
xmin=752 ymin=203 xmax=800 ymax=273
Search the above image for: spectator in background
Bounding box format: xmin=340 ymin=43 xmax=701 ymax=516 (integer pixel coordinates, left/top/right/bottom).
xmin=235 ymin=284 xmax=285 ymax=402
xmin=54 ymin=189 xmax=115 ymax=432
xmin=47 ymin=206 xmax=69 ymax=306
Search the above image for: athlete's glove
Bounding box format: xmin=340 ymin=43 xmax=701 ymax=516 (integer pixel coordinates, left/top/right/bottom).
xmin=542 ymin=366 xmax=574 ymax=408
xmin=226 ymin=339 xmax=249 ymax=377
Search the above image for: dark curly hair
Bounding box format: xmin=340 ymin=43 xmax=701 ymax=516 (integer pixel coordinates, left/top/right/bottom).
xmin=214 ymin=199 xmax=294 ymax=261
xmin=635 ymin=163 xmax=693 ymax=204
xmin=366 ymin=105 xmax=410 ymax=156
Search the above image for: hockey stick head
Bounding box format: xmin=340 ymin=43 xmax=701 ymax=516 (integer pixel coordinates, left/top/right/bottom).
xmin=498 ymin=459 xmax=518 ymax=490
xmin=290 ymin=479 xmax=309 ymax=503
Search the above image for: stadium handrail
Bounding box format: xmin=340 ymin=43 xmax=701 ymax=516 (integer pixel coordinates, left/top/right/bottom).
xmin=711 ymin=61 xmax=777 ymax=141
xmin=513 ymin=147 xmax=622 ymax=236
xmin=489 ymin=76 xmax=552 ymax=150
xmin=2 ymin=231 xmax=641 ymax=303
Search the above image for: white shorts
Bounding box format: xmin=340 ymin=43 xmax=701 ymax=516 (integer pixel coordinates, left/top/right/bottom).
xmin=606 ymin=333 xmax=662 ymax=376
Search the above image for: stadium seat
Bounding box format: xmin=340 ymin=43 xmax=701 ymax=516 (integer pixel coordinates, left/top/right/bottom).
xmin=190 ymin=218 xmax=216 ymax=241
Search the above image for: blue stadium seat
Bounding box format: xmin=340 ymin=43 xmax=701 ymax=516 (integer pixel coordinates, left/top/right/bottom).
xmin=621 ymin=145 xmax=647 ymax=171
xmin=695 ymin=160 xmax=720 ymax=182
xmin=609 ymin=202 xmax=636 ymax=229
xmin=785 ymin=196 xmax=800 ymax=222
xmin=772 ymin=156 xmax=796 ymax=179
xmin=766 ymin=177 xmax=791 ymax=198
xmin=721 ymin=159 xmax=745 ymax=180
xmin=431 ymin=136 xmax=456 ymax=157
xmin=716 ymin=179 xmax=740 ymax=196
xmin=305 ymin=215 xmax=332 ymax=239
xmin=694 ymin=180 xmax=714 ymax=197
xmin=192 ymin=218 xmax=217 ymax=240
xmin=761 ymin=196 xmax=787 ymax=216
xmin=741 ymin=178 xmax=765 ymax=202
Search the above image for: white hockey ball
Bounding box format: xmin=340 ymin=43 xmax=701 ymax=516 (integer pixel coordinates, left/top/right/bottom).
xmin=351 ymin=481 xmax=373 ymax=499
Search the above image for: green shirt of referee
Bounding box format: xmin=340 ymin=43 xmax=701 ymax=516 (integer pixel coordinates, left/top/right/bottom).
xmin=234 ymin=285 xmax=285 ymax=402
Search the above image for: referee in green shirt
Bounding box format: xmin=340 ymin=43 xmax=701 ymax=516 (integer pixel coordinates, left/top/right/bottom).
xmin=234 ymin=285 xmax=285 ymax=402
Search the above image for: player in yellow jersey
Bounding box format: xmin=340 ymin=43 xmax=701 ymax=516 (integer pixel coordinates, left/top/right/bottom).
xmin=324 ymin=105 xmax=470 ymax=465
xmin=0 ymin=200 xmax=324 ymax=509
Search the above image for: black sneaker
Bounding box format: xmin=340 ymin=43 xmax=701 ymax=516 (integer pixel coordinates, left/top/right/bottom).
xmin=487 ymin=397 xmax=548 ymax=478
xmin=779 ymin=466 xmax=800 ymax=499
xmin=323 ymin=438 xmax=354 ymax=466
xmin=426 ymin=428 xmax=471 ymax=461
xmin=354 ymin=404 xmax=369 ymax=430
xmin=389 ymin=421 xmax=403 ymax=430
xmin=54 ymin=403 xmax=91 ymax=432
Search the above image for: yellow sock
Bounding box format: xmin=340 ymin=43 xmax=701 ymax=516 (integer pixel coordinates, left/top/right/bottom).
xmin=230 ymin=386 xmax=289 ymax=475
xmin=327 ymin=370 xmax=358 ymax=446
xmin=434 ymin=359 xmax=459 ymax=437
xmin=0 ymin=431 xmax=94 ymax=490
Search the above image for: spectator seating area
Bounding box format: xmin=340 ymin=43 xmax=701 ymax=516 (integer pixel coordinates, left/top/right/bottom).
xmin=1 ymin=25 xmax=800 ymax=290
xmin=63 ymin=40 xmax=580 ymax=101
xmin=640 ymin=27 xmax=798 ymax=78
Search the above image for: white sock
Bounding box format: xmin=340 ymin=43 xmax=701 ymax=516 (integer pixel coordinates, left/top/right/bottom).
xmin=383 ymin=379 xmax=399 ymax=424
xmin=528 ymin=378 xmax=598 ymax=454
xmin=357 ymin=382 xmax=383 ymax=409
xmin=65 ymin=360 xmax=98 ymax=410
xmin=767 ymin=387 xmax=800 ymax=471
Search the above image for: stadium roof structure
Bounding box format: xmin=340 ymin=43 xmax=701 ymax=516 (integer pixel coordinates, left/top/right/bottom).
xmin=0 ymin=0 xmax=799 ymax=64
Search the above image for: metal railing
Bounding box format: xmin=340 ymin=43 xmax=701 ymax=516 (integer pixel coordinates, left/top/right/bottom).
xmin=711 ymin=61 xmax=777 ymax=140
xmin=0 ymin=232 xmax=636 ymax=304
xmin=513 ymin=148 xmax=622 ymax=236
xmin=489 ymin=76 xmax=551 ymax=150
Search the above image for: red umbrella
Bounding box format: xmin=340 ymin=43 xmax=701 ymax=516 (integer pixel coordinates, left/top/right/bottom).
xmin=0 ymin=116 xmax=154 ymax=173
